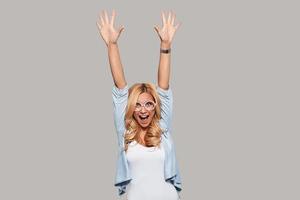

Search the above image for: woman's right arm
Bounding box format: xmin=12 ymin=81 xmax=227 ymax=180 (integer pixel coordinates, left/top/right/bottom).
xmin=107 ymin=43 xmax=127 ymax=89
xmin=97 ymin=10 xmax=127 ymax=145
xmin=97 ymin=9 xmax=127 ymax=89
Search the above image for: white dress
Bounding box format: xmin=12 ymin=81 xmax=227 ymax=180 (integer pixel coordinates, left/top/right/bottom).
xmin=125 ymin=140 xmax=179 ymax=200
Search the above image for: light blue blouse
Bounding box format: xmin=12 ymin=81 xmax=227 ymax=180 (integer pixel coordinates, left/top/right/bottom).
xmin=112 ymin=84 xmax=182 ymax=196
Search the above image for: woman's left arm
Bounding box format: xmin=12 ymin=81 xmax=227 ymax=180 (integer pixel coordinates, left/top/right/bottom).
xmin=154 ymin=11 xmax=181 ymax=90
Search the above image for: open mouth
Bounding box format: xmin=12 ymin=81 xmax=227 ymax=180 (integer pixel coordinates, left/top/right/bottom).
xmin=139 ymin=115 xmax=149 ymax=121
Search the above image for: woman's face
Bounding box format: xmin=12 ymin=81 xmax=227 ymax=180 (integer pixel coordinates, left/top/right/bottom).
xmin=133 ymin=92 xmax=156 ymax=129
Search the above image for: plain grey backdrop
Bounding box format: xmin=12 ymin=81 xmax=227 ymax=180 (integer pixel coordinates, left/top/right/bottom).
xmin=1 ymin=0 xmax=299 ymax=199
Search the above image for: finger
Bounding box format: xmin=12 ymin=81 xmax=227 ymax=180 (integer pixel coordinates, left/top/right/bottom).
xmin=175 ymin=22 xmax=181 ymax=30
xmin=167 ymin=11 xmax=171 ymax=24
xmin=110 ymin=9 xmax=116 ymax=26
xmin=96 ymin=21 xmax=102 ymax=30
xmin=104 ymin=10 xmax=109 ymax=24
xmin=99 ymin=13 xmax=105 ymax=26
xmin=117 ymin=26 xmax=125 ymax=40
xmin=162 ymin=11 xmax=166 ymax=25
xmin=119 ymin=25 xmax=125 ymax=34
xmin=154 ymin=25 xmax=160 ymax=34
xmin=171 ymin=11 xmax=175 ymax=26
xmin=101 ymin=11 xmax=106 ymax=24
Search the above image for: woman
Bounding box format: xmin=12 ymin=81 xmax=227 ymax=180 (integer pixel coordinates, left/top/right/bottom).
xmin=96 ymin=9 xmax=182 ymax=200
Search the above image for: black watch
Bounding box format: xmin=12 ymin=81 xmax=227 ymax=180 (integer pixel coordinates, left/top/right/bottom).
xmin=160 ymin=48 xmax=171 ymax=54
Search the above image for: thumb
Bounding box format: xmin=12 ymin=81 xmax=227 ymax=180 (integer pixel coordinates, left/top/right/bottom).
xmin=175 ymin=22 xmax=181 ymax=30
xmin=154 ymin=25 xmax=160 ymax=34
xmin=119 ymin=26 xmax=125 ymax=34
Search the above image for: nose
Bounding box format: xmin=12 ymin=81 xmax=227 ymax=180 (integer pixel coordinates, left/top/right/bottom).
xmin=140 ymin=106 xmax=147 ymax=113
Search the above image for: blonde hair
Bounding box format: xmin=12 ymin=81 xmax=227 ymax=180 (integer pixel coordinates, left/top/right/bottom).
xmin=123 ymin=83 xmax=162 ymax=152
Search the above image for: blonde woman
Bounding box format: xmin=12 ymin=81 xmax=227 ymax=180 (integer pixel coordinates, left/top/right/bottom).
xmin=96 ymin=9 xmax=182 ymax=200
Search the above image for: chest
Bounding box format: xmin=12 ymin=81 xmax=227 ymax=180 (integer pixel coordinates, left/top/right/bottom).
xmin=126 ymin=141 xmax=165 ymax=165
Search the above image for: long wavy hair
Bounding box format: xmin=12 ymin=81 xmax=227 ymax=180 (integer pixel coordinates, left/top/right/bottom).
xmin=123 ymin=83 xmax=162 ymax=152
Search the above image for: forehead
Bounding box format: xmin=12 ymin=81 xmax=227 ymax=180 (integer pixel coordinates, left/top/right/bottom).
xmin=137 ymin=92 xmax=154 ymax=102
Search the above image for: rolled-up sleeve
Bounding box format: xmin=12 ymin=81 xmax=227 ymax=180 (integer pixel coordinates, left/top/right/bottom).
xmin=112 ymin=84 xmax=129 ymax=146
xmin=157 ymin=86 xmax=173 ymax=132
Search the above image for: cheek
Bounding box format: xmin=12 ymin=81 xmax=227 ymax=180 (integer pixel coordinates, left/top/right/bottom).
xmin=150 ymin=111 xmax=156 ymax=119
xmin=133 ymin=112 xmax=139 ymax=120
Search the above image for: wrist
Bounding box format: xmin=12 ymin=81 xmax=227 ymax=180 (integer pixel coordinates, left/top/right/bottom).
xmin=160 ymin=42 xmax=171 ymax=49
xmin=160 ymin=48 xmax=171 ymax=54
xmin=107 ymin=41 xmax=118 ymax=48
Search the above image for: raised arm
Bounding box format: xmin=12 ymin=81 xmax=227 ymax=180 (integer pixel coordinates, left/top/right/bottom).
xmin=154 ymin=11 xmax=181 ymax=90
xmin=97 ymin=9 xmax=127 ymax=89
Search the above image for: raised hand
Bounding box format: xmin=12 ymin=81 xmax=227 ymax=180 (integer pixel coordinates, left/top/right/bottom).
xmin=96 ymin=9 xmax=124 ymax=46
xmin=154 ymin=11 xmax=181 ymax=45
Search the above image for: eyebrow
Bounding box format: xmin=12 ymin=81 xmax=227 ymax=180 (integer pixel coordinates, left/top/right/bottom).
xmin=136 ymin=100 xmax=154 ymax=104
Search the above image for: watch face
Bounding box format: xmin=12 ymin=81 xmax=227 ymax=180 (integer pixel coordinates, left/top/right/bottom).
xmin=160 ymin=49 xmax=171 ymax=53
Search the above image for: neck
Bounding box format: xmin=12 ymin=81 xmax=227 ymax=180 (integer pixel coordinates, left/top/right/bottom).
xmin=140 ymin=125 xmax=149 ymax=132
xmin=138 ymin=128 xmax=148 ymax=142
xmin=139 ymin=129 xmax=147 ymax=135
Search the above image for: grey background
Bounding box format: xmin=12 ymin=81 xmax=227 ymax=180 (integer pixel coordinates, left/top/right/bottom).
xmin=1 ymin=0 xmax=299 ymax=200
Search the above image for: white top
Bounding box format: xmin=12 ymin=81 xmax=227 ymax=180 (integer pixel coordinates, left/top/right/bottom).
xmin=125 ymin=141 xmax=179 ymax=200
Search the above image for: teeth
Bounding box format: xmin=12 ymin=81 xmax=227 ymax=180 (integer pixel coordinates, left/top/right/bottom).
xmin=139 ymin=115 xmax=149 ymax=119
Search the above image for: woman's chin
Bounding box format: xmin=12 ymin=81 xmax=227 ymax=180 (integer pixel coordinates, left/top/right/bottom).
xmin=138 ymin=121 xmax=150 ymax=128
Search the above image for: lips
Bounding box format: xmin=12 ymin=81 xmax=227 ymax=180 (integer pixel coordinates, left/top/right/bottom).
xmin=139 ymin=115 xmax=149 ymax=120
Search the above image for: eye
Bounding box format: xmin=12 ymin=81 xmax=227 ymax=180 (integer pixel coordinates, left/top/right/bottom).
xmin=146 ymin=102 xmax=153 ymax=106
xmin=145 ymin=101 xmax=155 ymax=109
xmin=136 ymin=102 xmax=141 ymax=107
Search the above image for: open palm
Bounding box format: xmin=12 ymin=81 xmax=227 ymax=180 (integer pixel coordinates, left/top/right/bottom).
xmin=96 ymin=10 xmax=124 ymax=46
xmin=154 ymin=11 xmax=181 ymax=44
